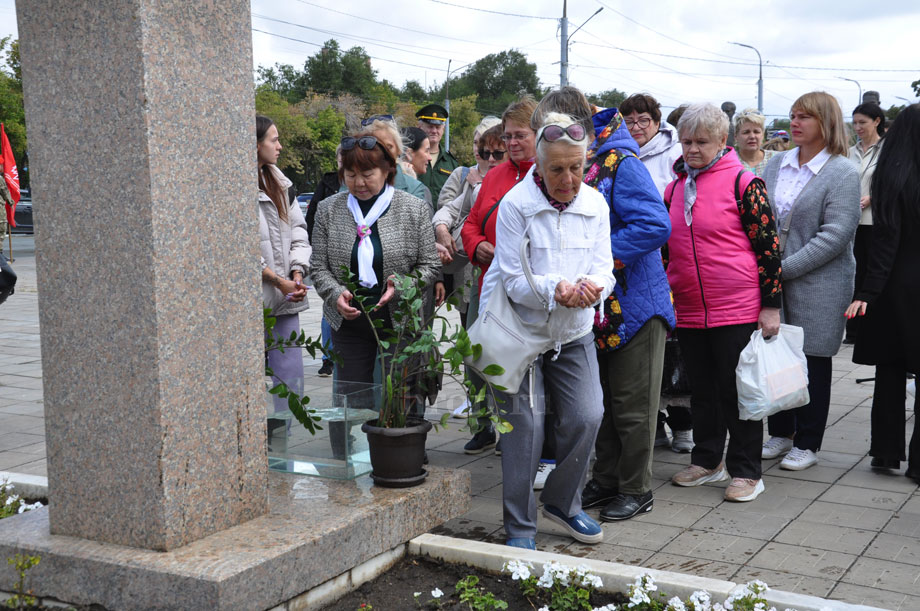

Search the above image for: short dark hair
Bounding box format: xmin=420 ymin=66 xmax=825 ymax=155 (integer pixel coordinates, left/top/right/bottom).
xmin=853 ymin=102 xmax=887 ymax=137
xmin=338 ymin=132 xmax=397 ymax=186
xmin=401 ymin=127 xmax=429 ymax=152
xmin=619 ymin=93 xmax=662 ymax=124
xmin=479 ymin=124 xmax=504 ymax=150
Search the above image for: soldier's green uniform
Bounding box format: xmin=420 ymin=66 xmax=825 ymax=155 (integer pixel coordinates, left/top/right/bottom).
xmin=415 ymin=103 xmax=459 ymax=204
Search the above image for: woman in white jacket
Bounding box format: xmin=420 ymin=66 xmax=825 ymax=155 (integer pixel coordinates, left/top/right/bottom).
xmin=257 ymin=115 xmax=312 ymax=413
xmin=480 ymin=113 xmax=615 ymax=549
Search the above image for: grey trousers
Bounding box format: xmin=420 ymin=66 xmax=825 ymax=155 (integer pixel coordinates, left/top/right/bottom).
xmin=592 ymin=318 xmax=667 ymax=495
xmin=500 ymin=332 xmax=604 ymax=539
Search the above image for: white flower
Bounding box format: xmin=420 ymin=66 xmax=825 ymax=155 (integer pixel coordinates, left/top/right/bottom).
xmin=689 ymin=590 xmax=712 ymax=611
xmin=537 ymin=571 xmax=555 ymax=589
xmin=504 ymin=560 xmax=533 ymax=581
xmin=582 ymin=573 xmax=603 ymax=589
xmin=539 ymin=607 xmax=550 ymax=611
xmin=431 ymin=588 xmax=443 ymax=599
xmin=413 ymin=592 xmax=421 ymax=598
xmin=667 ymin=596 xmax=688 ymax=611
xmin=628 ymin=589 xmax=651 ymax=608
xmin=592 ymin=606 xmax=617 ymax=611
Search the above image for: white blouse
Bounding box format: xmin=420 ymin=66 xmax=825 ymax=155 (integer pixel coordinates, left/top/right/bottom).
xmin=773 ymin=147 xmax=831 ymax=223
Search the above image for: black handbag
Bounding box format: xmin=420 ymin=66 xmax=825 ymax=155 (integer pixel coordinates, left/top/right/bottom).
xmin=661 ymin=337 xmax=691 ymax=395
xmin=0 ymin=253 xmax=16 ymax=305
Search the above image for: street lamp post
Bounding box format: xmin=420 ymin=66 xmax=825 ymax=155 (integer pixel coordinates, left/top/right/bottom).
xmin=560 ymin=3 xmax=602 ymax=86
xmin=838 ymin=77 xmax=862 ymax=107
xmin=444 ymin=59 xmax=473 ymax=150
xmin=729 ymin=41 xmax=763 ymax=114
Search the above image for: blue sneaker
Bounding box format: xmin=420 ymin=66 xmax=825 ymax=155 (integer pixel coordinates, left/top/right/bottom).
xmin=506 ymin=537 xmax=536 ymax=550
xmin=542 ymin=505 xmax=604 ymax=544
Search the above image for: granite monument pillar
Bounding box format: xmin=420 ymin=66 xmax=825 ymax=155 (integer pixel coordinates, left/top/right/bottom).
xmin=17 ymin=0 xmax=267 ymax=551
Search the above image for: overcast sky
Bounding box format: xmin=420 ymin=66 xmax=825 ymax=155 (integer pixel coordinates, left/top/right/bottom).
xmin=3 ymin=0 xmax=918 ymax=120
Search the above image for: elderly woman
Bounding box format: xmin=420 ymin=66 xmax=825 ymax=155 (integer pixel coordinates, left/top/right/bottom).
xmin=310 ymin=133 xmax=440 ymax=403
xmin=257 ymin=116 xmax=311 ymax=413
xmin=364 ymin=117 xmax=432 ymax=209
xmin=665 ymin=103 xmax=782 ymax=502
xmin=620 ymin=93 xmax=683 ymax=197
xmin=760 ymin=92 xmax=860 ymax=470
xmin=734 ymin=108 xmax=779 ymax=176
xmin=480 ymin=112 xmax=615 ymax=549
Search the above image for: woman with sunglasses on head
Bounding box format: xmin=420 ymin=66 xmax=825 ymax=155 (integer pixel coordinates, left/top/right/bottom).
xmin=480 ymin=112 xmax=614 ymax=549
xmin=309 ymin=132 xmax=441 ymax=401
xmin=665 ymin=103 xmax=783 ymax=503
xmin=363 ymin=116 xmax=432 ymax=210
xmin=760 ymin=92 xmax=860 ymax=471
xmin=257 ymin=115 xmax=311 ymax=414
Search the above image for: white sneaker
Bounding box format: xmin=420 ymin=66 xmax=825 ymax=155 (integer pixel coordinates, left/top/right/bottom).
xmin=761 ymin=436 xmax=793 ymax=459
xmin=671 ymin=430 xmax=694 ymax=453
xmin=451 ymin=399 xmax=471 ymax=419
xmin=780 ymin=447 xmax=818 ymax=470
xmin=533 ymin=460 xmax=555 ymax=490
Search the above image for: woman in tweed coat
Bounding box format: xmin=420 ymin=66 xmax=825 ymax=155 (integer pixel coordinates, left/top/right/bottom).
xmin=760 ymin=92 xmax=860 ymax=471
xmin=310 ymin=134 xmax=441 ymax=404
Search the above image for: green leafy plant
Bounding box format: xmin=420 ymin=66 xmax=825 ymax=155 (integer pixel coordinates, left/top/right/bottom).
xmin=263 ymin=307 xmax=336 ymax=435
xmin=454 ymin=575 xmax=508 ymax=610
xmin=5 ymin=554 xmax=39 ymax=610
xmin=0 ymin=480 xmax=42 ymax=520
xmin=504 ymin=560 xmax=603 ymax=611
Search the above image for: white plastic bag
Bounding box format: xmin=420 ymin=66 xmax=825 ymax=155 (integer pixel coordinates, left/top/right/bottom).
xmin=736 ymin=324 xmax=810 ymax=421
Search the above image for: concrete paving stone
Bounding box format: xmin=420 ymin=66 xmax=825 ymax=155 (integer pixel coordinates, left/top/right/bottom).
xmin=564 ymin=541 xmax=654 ymax=566
xmin=762 ymin=462 xmax=848 ymax=484
xmin=429 ymin=517 xmax=503 ymax=543
xmin=828 ymin=582 xmax=915 ymax=610
xmin=747 ymin=541 xmax=856 ymax=580
xmin=630 ymin=499 xmax=712 ymax=529
xmin=651 ymin=481 xmax=728 ymax=507
xmin=864 ymin=532 xmax=920 ymax=566
xmin=0 ymin=404 xmax=43 ymax=417
xmin=757 ymin=477 xmax=830 ymax=500
xmin=0 ymin=387 xmax=41 ymax=400
xmin=817 ymin=450 xmax=870 ymax=469
xmin=425 ymin=449 xmax=486 ymax=470
xmin=0 ymin=433 xmax=43 ymax=452
xmin=8 ymin=459 xmax=45 ymax=477
xmin=837 ymin=462 xmax=920 ymax=493
xmin=714 ymin=491 xmax=812 ymax=519
xmin=643 ymin=551 xmax=739 ymax=580
xmin=797 ymin=500 xmax=893 ymax=531
xmin=819 ymin=484 xmax=911 ymax=510
xmin=820 ymin=437 xmax=872 ymax=455
xmin=898 ymin=495 xmax=920 ymax=514
xmin=841 ymin=556 xmax=920 ymax=596
xmin=659 ymin=529 xmax=766 ymax=564
xmin=454 ymin=495 xmax=503 ymax=524
xmin=691 ymin=508 xmax=789 ymax=540
xmin=774 ymin=520 xmax=876 ymax=555
xmin=0 ymin=451 xmax=37 ymax=470
xmin=11 ymin=442 xmax=44 ymax=456
xmin=649 ymin=448 xmax=694 ymax=466
xmin=731 ymin=566 xmax=836 ymax=599
xmin=535 ymin=532 xmax=581 ymax=555
xmin=583 ymin=517 xmax=682 ymax=552
xmin=649 ymin=460 xmax=691 ymax=481
xmin=469 ymin=464 xmax=504 ymax=496
xmin=477 ymin=482 xmax=503 ymax=501
xmin=0 ymin=366 xmax=43 ymax=378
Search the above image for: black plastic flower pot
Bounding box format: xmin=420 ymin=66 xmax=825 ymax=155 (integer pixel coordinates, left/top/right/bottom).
xmin=361 ymin=417 xmax=432 ymax=487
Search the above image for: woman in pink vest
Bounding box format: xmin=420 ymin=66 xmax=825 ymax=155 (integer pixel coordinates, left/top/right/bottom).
xmin=664 ymin=103 xmax=783 ymax=503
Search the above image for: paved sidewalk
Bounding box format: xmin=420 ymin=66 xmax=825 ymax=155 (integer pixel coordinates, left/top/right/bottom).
xmin=1 ymin=235 xmax=917 ymax=609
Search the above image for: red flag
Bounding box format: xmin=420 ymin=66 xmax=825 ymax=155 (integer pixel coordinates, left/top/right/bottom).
xmin=1 ymin=123 xmax=20 ymax=227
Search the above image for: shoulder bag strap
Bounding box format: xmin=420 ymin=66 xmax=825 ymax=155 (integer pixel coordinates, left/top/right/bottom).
xmin=518 ymin=217 xmax=550 ymax=315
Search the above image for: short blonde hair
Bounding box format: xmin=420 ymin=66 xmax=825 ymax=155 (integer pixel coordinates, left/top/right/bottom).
xmin=502 ymin=95 xmax=537 ymax=132
xmin=362 ymin=118 xmax=404 ymax=158
xmin=734 ymin=107 xmax=766 ymax=133
xmin=790 ymin=92 xmax=849 ymax=156
xmin=677 ymin=103 xmax=729 ymax=142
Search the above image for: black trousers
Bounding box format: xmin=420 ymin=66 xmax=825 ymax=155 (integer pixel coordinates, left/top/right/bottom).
xmin=767 ymin=355 xmax=832 ymax=452
xmin=869 ymin=364 xmax=920 ymax=463
xmin=677 ymin=324 xmax=762 ymax=479
xmin=847 ymin=225 xmax=873 ymax=340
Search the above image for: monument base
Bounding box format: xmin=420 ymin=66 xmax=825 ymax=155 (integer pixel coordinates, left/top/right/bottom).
xmin=0 ymin=468 xmax=471 ymax=610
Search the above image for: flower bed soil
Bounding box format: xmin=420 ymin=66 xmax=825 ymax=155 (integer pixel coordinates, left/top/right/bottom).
xmin=323 ymin=555 xmax=628 ymax=610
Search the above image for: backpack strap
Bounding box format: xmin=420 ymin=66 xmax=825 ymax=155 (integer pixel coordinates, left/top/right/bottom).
xmin=461 ymin=166 xmax=471 ymax=184
xmin=480 ymin=194 xmax=504 ymax=234
xmin=664 ymin=180 xmax=677 ymax=210
xmin=734 ymin=169 xmax=745 ymax=207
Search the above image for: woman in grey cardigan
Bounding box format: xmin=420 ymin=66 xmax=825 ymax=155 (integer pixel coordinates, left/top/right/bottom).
xmin=760 ymin=92 xmax=860 ymax=471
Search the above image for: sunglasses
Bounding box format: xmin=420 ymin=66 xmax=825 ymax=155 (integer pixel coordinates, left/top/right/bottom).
xmin=478 ymin=149 xmax=506 ymax=160
xmin=340 ymin=136 xmax=395 ymax=163
xmin=360 ymin=114 xmax=394 ymax=127
xmin=538 ymin=124 xmax=586 ymax=144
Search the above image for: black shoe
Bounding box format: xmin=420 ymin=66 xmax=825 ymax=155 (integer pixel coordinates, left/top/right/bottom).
xmin=842 ymin=337 xmax=856 ymax=345
xmin=318 ymin=361 xmax=333 ymax=377
xmin=581 ymin=479 xmax=618 ymax=509
xmin=871 ymin=457 xmax=900 ymax=469
xmin=599 ymin=491 xmax=653 ymax=522
xmin=464 ymin=429 xmax=496 ymax=454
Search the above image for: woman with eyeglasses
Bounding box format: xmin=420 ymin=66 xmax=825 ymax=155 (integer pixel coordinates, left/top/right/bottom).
xmin=257 ymin=115 xmax=311 ymax=414
xmin=620 ymin=93 xmax=683 ymax=198
xmin=309 ymin=132 xmax=441 ymax=400
xmin=480 ymin=112 xmax=615 ymax=549
xmin=734 ymin=108 xmax=779 ymax=177
xmin=665 ymin=103 xmax=782 ymax=503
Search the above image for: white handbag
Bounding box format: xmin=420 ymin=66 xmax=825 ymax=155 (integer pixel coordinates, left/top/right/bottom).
xmin=464 ymin=232 xmax=554 ymax=392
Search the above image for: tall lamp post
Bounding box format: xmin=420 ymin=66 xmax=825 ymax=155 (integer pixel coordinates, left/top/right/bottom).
xmin=838 ymin=77 xmax=862 ymax=107
xmin=560 ymin=3 xmax=602 ymax=86
xmin=729 ymin=41 xmax=763 ymax=114
xmin=444 ymin=59 xmax=472 ymax=150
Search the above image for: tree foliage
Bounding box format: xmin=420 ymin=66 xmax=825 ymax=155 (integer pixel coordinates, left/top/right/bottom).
xmin=435 ymin=50 xmax=541 ymax=115
xmin=587 ymin=88 xmax=628 ymax=109
xmin=912 ymin=79 xmax=919 ymax=97
xmin=0 ymin=37 xmax=27 ymax=188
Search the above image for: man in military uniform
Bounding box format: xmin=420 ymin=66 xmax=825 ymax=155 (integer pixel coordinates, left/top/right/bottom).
xmin=416 ymin=103 xmax=459 ymax=204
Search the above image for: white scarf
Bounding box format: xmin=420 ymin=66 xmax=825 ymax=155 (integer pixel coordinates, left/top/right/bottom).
xmin=347 ymin=185 xmax=394 ymax=288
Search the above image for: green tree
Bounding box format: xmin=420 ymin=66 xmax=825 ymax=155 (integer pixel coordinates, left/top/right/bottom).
xmin=442 ymin=50 xmax=541 ymax=115
xmin=399 ymin=80 xmax=427 ymax=102
xmin=885 ymin=104 xmax=905 ymax=121
xmin=445 ymin=94 xmax=481 ymax=166
xmin=587 ymin=88 xmax=628 ymax=109
xmin=0 ymin=37 xmax=27 ymax=189
xmin=912 ymin=78 xmax=919 ymax=97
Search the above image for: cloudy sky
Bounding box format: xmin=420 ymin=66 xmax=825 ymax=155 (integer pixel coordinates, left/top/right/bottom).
xmin=2 ymin=0 xmax=918 ymax=120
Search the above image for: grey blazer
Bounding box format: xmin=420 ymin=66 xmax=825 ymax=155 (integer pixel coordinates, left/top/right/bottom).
xmin=763 ymin=153 xmax=860 ymax=356
xmin=310 ymin=189 xmax=441 ymax=330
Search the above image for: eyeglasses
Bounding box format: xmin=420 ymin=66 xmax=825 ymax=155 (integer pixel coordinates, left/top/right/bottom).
xmin=501 ymin=131 xmax=533 ymax=142
xmin=478 ymin=149 xmax=506 ymax=160
xmin=537 ymin=124 xmax=586 ymax=144
xmin=360 ymin=114 xmax=394 ymax=127
xmin=624 ymin=117 xmax=652 ymax=129
xmin=341 ymin=136 xmax=380 ymax=151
